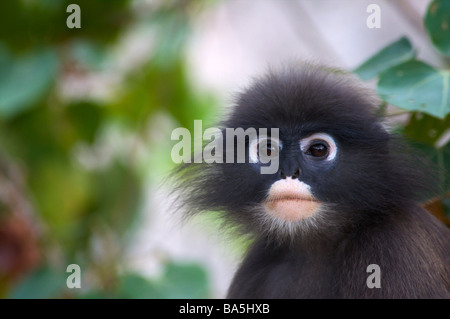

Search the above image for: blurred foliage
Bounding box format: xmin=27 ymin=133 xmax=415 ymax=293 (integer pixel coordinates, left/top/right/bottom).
xmin=10 ymin=261 xmax=209 ymax=299
xmin=0 ymin=0 xmax=132 ymax=50
xmin=424 ymin=0 xmax=450 ymax=57
xmin=354 ymin=0 xmax=450 ymax=222
xmin=0 ymin=0 xmax=216 ymax=298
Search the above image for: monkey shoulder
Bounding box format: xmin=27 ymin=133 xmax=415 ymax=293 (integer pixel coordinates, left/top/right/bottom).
xmin=338 ymin=205 xmax=450 ymax=298
xmin=227 ymin=206 xmax=449 ymax=299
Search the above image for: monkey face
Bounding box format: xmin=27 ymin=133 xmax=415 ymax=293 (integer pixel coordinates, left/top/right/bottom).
xmin=248 ymin=132 xmax=338 ymax=222
xmin=214 ymin=121 xmax=380 ymax=238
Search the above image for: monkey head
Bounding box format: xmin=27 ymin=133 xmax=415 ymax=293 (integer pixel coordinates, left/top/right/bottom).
xmin=175 ymin=65 xmax=431 ymax=243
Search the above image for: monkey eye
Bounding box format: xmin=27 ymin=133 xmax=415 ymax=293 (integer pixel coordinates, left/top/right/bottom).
xmin=306 ymin=142 xmax=329 ymax=158
xmin=249 ymin=137 xmax=281 ymax=163
xmin=258 ymin=139 xmax=277 ymax=157
xmin=300 ymin=133 xmax=337 ymax=161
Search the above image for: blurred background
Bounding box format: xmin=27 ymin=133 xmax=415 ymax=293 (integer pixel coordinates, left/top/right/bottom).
xmin=0 ymin=0 xmax=448 ymax=298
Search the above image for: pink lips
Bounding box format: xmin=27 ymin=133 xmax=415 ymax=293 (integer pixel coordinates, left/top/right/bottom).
xmin=264 ymin=178 xmax=320 ymax=222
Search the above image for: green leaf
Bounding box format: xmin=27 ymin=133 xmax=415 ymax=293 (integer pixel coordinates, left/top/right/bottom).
xmin=117 ymin=262 xmax=210 ymax=299
xmin=403 ymin=112 xmax=450 ymax=147
xmin=377 ymin=60 xmax=450 ymax=119
xmin=9 ymin=266 xmax=67 ymax=299
xmin=424 ymin=0 xmax=450 ymax=57
xmin=158 ymin=262 xmax=210 ymax=299
xmin=354 ymin=37 xmax=416 ymax=80
xmin=409 ymin=142 xmax=450 ymax=195
xmin=118 ymin=273 xmax=160 ymax=299
xmin=0 ymin=47 xmax=58 ymax=119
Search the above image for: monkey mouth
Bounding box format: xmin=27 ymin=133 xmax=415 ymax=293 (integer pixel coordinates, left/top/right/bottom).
xmin=263 ymin=179 xmax=321 ymax=222
xmin=264 ymin=196 xmax=320 ymax=222
xmin=266 ymin=195 xmax=318 ymax=203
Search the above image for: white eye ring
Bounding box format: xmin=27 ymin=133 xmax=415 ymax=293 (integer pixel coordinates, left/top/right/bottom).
xmin=249 ymin=136 xmax=282 ymax=163
xmin=300 ymin=133 xmax=337 ymax=161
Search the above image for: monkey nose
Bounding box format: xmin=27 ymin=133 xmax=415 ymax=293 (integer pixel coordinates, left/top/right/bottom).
xmin=280 ymin=168 xmax=301 ymax=179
